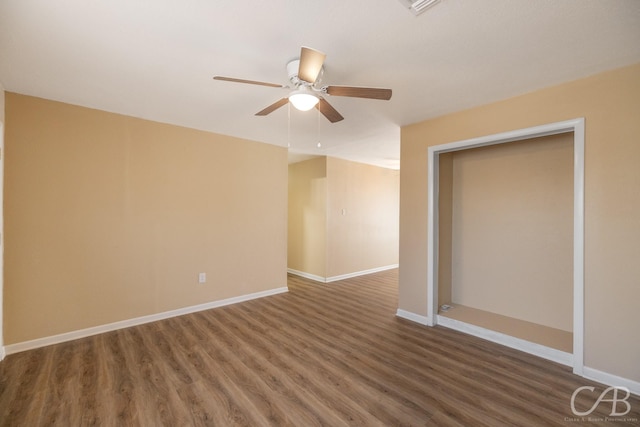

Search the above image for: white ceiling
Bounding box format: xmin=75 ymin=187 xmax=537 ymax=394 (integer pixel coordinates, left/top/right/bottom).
xmin=1 ymin=1 xmax=639 ymax=169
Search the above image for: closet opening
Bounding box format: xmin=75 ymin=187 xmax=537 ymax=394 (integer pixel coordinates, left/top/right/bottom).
xmin=426 ymin=119 xmax=584 ymax=375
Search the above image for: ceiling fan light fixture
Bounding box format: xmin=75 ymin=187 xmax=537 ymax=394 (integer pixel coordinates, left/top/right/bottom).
xmin=289 ymin=89 xmax=319 ymax=111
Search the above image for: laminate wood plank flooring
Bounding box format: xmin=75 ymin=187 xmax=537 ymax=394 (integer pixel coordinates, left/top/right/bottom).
xmin=1 ymin=269 xmax=638 ymax=426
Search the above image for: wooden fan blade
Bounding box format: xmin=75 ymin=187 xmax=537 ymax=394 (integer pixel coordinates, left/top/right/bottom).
xmin=213 ymin=76 xmax=286 ymax=88
xmin=298 ymin=47 xmax=326 ymax=84
xmin=317 ymin=98 xmax=344 ymax=123
xmin=326 ymin=86 xmax=392 ymax=100
xmin=255 ymin=98 xmax=289 ymax=116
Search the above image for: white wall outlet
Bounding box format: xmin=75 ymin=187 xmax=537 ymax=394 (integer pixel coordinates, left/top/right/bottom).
xmin=198 ymin=272 xmax=206 ymax=284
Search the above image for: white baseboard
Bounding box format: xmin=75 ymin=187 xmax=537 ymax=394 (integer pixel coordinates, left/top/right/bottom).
xmin=287 ymin=268 xmax=326 ymax=283
xmin=582 ymin=366 xmax=640 ymax=397
xmin=0 ymin=346 xmax=5 ymax=361
xmin=288 ymin=264 xmax=399 ymax=284
xmin=436 ymin=315 xmax=573 ymax=367
xmin=396 ymin=309 xmax=431 ymax=326
xmin=4 ymin=286 xmax=288 ymax=356
xmin=326 ymin=264 xmax=399 ymax=283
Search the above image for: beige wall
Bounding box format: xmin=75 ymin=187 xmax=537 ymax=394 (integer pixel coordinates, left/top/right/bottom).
xmin=288 ymin=156 xmax=399 ymax=279
xmin=399 ymin=62 xmax=640 ymax=381
xmin=326 ymin=157 xmax=399 ymax=277
xmin=0 ymin=83 xmax=4 ymax=123
xmin=448 ymin=134 xmax=573 ymax=332
xmin=437 ymin=152 xmax=453 ymax=307
xmin=287 ymin=157 xmax=327 ymax=277
xmin=4 ymin=93 xmax=288 ymax=344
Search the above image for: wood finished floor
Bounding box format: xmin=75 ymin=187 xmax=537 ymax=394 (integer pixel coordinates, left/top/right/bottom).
xmin=1 ymin=269 xmax=638 ymax=426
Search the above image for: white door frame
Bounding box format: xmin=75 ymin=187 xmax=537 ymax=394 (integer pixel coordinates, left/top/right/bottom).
xmin=0 ymin=121 xmax=4 ymax=361
xmin=426 ymin=118 xmax=585 ymax=375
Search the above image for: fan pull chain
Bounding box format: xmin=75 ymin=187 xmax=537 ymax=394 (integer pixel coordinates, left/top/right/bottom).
xmin=287 ymin=102 xmax=291 ymax=148
xmin=316 ymin=104 xmax=322 ymax=149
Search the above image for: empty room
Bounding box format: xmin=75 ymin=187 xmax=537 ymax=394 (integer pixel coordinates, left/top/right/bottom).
xmin=1 ymin=1 xmax=639 ymax=425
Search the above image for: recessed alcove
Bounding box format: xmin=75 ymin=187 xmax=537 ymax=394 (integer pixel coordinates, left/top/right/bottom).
xmin=426 ymin=119 xmax=584 ymax=373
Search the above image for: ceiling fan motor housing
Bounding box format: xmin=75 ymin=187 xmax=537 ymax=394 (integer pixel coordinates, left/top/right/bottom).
xmin=287 ymin=59 xmax=323 ymax=87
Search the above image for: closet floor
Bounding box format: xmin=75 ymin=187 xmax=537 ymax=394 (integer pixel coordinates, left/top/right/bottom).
xmin=439 ymin=304 xmax=572 ymax=353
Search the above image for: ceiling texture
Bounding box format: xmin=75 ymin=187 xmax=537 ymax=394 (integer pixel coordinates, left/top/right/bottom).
xmin=1 ymin=0 xmax=639 ymax=169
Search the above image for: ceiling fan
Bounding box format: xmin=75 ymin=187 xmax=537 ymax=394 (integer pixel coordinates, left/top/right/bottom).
xmin=213 ymin=46 xmax=392 ymax=123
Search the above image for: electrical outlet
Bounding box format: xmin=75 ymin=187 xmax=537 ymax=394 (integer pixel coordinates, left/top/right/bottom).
xmin=198 ymin=273 xmax=206 ymax=284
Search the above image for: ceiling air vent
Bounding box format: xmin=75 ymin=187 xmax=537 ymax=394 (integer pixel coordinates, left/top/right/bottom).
xmin=398 ymin=0 xmax=441 ymax=16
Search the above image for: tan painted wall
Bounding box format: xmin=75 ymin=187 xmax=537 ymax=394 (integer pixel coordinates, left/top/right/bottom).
xmin=288 ymin=157 xmax=399 ymax=279
xmin=399 ymin=63 xmax=640 ymax=381
xmin=437 ymin=152 xmax=453 ymax=307
xmin=326 ymin=157 xmax=399 ymax=277
xmin=0 ymin=83 xmax=4 ymax=123
xmin=287 ymin=157 xmax=327 ymax=277
xmin=4 ymin=93 xmax=288 ymax=344
xmin=449 ymin=134 xmax=573 ymax=332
